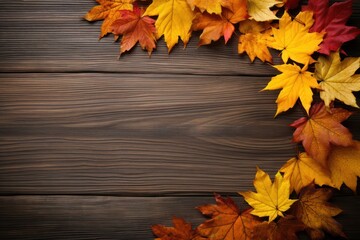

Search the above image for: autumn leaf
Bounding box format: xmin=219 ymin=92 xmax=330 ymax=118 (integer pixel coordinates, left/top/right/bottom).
xmin=247 ymin=0 xmax=281 ymax=21
xmin=192 ymin=0 xmax=247 ymax=45
xmin=238 ymin=20 xmax=273 ymax=63
xmin=290 ymin=102 xmax=353 ymax=167
xmin=263 ymin=63 xmax=320 ymax=116
xmin=280 ymin=152 xmax=333 ymax=194
xmin=187 ymin=0 xmax=225 ymax=14
xmin=268 ymin=11 xmax=324 ymax=64
xmin=328 ymin=140 xmax=360 ymax=192
xmin=84 ymin=0 xmax=134 ymax=38
xmin=253 ymin=216 xmax=306 ymax=240
xmin=315 ymin=51 xmax=360 ymax=108
xmin=291 ymin=184 xmax=346 ymax=239
xmin=111 ymin=7 xmax=156 ymax=55
xmin=144 ymin=0 xmax=194 ymax=52
xmin=197 ymin=194 xmax=261 ymax=240
xmin=283 ymin=0 xmax=300 ymax=9
xmin=152 ymin=216 xmax=205 ymax=240
xmin=303 ymin=0 xmax=360 ymax=55
xmin=239 ymin=167 xmax=297 ymax=222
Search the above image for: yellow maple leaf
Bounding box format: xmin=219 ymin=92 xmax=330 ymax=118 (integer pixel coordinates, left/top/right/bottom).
xmin=328 ymin=140 xmax=360 ymax=192
xmin=84 ymin=0 xmax=134 ymax=38
xmin=239 ymin=167 xmax=297 ymax=222
xmin=280 ymin=152 xmax=333 ymax=194
xmin=315 ymin=51 xmax=360 ymax=108
xmin=186 ymin=0 xmax=225 ymax=14
xmin=247 ymin=0 xmax=281 ymax=21
xmin=263 ymin=63 xmax=320 ymax=116
xmin=144 ymin=0 xmax=195 ymax=52
xmin=268 ymin=11 xmax=324 ymax=64
xmin=238 ymin=20 xmax=273 ymax=63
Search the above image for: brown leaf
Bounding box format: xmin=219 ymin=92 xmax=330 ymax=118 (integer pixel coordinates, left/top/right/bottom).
xmin=291 ymin=184 xmax=346 ymax=239
xmin=197 ymin=194 xmax=261 ymax=240
xmin=152 ymin=216 xmax=205 ymax=240
xmin=253 ymin=216 xmax=306 ymax=240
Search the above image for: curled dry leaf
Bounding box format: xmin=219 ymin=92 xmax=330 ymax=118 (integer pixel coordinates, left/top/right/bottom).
xmin=111 ymin=7 xmax=156 ymax=55
xmin=315 ymin=51 xmax=360 ymax=108
xmin=84 ymin=0 xmax=134 ymax=38
xmin=290 ymin=102 xmax=353 ymax=167
xmin=239 ymin=167 xmax=297 ymax=222
xmin=280 ymin=152 xmax=333 ymax=194
xmin=328 ymin=140 xmax=360 ymax=192
xmin=152 ymin=216 xmax=205 ymax=240
xmin=197 ymin=194 xmax=261 ymax=240
xmin=291 ymin=184 xmax=346 ymax=240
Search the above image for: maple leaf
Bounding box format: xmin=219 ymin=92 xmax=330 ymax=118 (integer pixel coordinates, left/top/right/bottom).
xmin=192 ymin=0 xmax=247 ymax=45
xmin=84 ymin=0 xmax=134 ymax=38
xmin=111 ymin=7 xmax=156 ymax=55
xmin=268 ymin=11 xmax=324 ymax=64
xmin=290 ymin=102 xmax=353 ymax=167
xmin=280 ymin=152 xmax=333 ymax=194
xmin=144 ymin=0 xmax=195 ymax=52
xmin=239 ymin=167 xmax=297 ymax=222
xmin=303 ymin=0 xmax=360 ymax=55
xmin=152 ymin=216 xmax=205 ymax=240
xmin=283 ymin=0 xmax=300 ymax=9
xmin=253 ymin=216 xmax=306 ymax=240
xmin=187 ymin=0 xmax=225 ymax=14
xmin=238 ymin=20 xmax=273 ymax=63
xmin=315 ymin=51 xmax=360 ymax=108
xmin=291 ymin=184 xmax=346 ymax=239
xmin=247 ymin=0 xmax=281 ymax=21
xmin=328 ymin=140 xmax=360 ymax=192
xmin=197 ymin=194 xmax=261 ymax=240
xmin=263 ymin=63 xmax=320 ymax=116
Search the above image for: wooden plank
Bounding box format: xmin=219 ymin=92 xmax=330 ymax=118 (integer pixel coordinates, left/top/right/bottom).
xmin=0 ymin=195 xmax=359 ymax=239
xmin=0 ymin=0 xmax=359 ymax=75
xmin=1 ymin=73 xmax=359 ymax=195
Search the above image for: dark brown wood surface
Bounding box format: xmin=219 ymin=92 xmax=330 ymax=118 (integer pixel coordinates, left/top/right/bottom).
xmin=0 ymin=0 xmax=359 ymax=239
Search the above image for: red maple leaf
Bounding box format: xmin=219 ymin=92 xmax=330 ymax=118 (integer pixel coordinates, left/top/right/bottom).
xmin=111 ymin=7 xmax=156 ymax=55
xmin=303 ymin=0 xmax=360 ymax=55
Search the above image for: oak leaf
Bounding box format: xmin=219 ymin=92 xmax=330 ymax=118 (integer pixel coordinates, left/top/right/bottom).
xmin=247 ymin=0 xmax=281 ymax=21
xmin=291 ymin=184 xmax=346 ymax=239
xmin=152 ymin=216 xmax=205 ymax=240
xmin=111 ymin=7 xmax=156 ymax=55
xmin=238 ymin=20 xmax=273 ymax=63
xmin=144 ymin=0 xmax=195 ymax=52
xmin=187 ymin=0 xmax=225 ymax=14
xmin=328 ymin=140 xmax=360 ymax=192
xmin=84 ymin=0 xmax=134 ymax=38
xmin=290 ymin=102 xmax=353 ymax=167
xmin=263 ymin=63 xmax=320 ymax=116
xmin=239 ymin=167 xmax=297 ymax=222
xmin=197 ymin=194 xmax=261 ymax=240
xmin=303 ymin=0 xmax=360 ymax=55
xmin=280 ymin=152 xmax=333 ymax=194
xmin=315 ymin=51 xmax=360 ymax=108
xmin=192 ymin=0 xmax=247 ymax=45
xmin=268 ymin=11 xmax=324 ymax=64
xmin=253 ymin=216 xmax=306 ymax=240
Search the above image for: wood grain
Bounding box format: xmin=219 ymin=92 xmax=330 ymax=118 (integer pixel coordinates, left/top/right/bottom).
xmin=0 ymin=0 xmax=358 ymax=75
xmin=0 ymin=195 xmax=359 ymax=239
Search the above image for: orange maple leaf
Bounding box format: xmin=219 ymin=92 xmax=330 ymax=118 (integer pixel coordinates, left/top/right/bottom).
xmin=290 ymin=184 xmax=346 ymax=239
xmin=111 ymin=7 xmax=156 ymax=55
xmin=192 ymin=0 xmax=247 ymax=45
xmin=152 ymin=216 xmax=205 ymax=240
xmin=290 ymin=102 xmax=353 ymax=167
xmin=253 ymin=216 xmax=306 ymax=240
xmin=84 ymin=0 xmax=134 ymax=38
xmin=197 ymin=194 xmax=261 ymax=240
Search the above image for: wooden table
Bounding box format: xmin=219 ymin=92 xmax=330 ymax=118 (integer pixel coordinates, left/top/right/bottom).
xmin=0 ymin=1 xmax=359 ymax=239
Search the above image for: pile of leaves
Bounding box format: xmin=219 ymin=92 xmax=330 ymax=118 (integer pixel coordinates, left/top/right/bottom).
xmin=84 ymin=0 xmax=360 ymax=239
